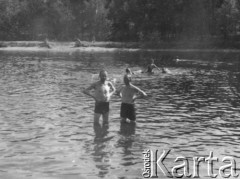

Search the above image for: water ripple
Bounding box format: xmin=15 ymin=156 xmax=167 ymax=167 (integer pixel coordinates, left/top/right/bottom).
xmin=0 ymin=52 xmax=239 ymax=178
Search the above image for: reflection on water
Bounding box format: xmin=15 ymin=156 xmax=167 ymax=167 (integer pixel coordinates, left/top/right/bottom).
xmin=0 ymin=50 xmax=239 ymax=178
xmin=93 ymin=122 xmax=111 ymax=178
xmin=118 ymin=122 xmax=136 ymax=155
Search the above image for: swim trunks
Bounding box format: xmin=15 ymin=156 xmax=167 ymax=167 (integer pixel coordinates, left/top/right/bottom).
xmin=120 ymin=103 xmax=136 ymax=121
xmin=94 ymin=101 xmax=109 ymax=114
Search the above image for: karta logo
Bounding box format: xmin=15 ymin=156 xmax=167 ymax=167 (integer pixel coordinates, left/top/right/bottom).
xmin=142 ymin=150 xmax=238 ymax=178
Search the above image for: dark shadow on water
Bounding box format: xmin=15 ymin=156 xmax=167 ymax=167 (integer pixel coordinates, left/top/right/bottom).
xmin=93 ymin=121 xmax=113 ymax=143
xmin=114 ymin=122 xmax=138 ymax=168
xmin=117 ymin=122 xmax=136 ymax=165
xmin=119 ymin=121 xmax=136 ymax=137
xmin=92 ymin=121 xmax=113 ymax=178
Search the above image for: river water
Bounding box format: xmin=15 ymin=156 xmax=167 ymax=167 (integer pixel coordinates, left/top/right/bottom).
xmin=0 ymin=49 xmax=239 ymax=179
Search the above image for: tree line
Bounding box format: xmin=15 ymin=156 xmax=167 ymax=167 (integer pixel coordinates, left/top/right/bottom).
xmin=0 ymin=0 xmax=239 ymax=42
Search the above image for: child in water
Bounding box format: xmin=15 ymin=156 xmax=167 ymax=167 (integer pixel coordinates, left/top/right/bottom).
xmin=118 ymin=74 xmax=147 ymax=123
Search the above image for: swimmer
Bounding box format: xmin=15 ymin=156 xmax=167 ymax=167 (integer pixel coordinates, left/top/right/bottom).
xmin=162 ymin=67 xmax=167 ymax=73
xmin=83 ymin=70 xmax=116 ymax=124
xmin=144 ymin=58 xmax=162 ymax=73
xmin=117 ymin=74 xmax=147 ymax=123
xmin=126 ymin=68 xmax=134 ymax=75
xmin=175 ymin=56 xmax=180 ymax=63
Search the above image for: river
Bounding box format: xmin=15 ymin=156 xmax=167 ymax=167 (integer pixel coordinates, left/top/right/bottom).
xmin=0 ymin=48 xmax=239 ymax=179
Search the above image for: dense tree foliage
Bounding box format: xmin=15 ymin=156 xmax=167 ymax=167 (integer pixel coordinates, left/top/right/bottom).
xmin=107 ymin=0 xmax=240 ymax=41
xmin=0 ymin=0 xmax=239 ymax=41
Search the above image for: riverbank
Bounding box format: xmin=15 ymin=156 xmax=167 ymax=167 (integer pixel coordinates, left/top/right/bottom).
xmin=1 ymin=40 xmax=240 ymax=50
xmin=0 ymin=41 xmax=239 ymax=65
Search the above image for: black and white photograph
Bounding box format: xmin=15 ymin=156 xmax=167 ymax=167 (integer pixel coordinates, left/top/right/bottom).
xmin=0 ymin=0 xmax=240 ymax=178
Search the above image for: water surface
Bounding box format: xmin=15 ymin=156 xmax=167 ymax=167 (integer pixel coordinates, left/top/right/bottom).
xmin=0 ymin=50 xmax=239 ymax=179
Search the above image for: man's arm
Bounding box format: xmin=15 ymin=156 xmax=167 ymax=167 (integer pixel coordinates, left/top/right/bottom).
xmin=82 ymin=83 xmax=96 ymax=100
xmin=116 ymin=86 xmax=123 ymax=98
xmin=153 ymin=64 xmax=161 ymax=71
xmin=108 ymin=81 xmax=116 ymax=96
xmin=132 ymin=85 xmax=147 ymax=101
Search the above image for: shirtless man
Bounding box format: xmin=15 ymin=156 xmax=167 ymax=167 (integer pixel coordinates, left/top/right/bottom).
xmin=83 ymin=70 xmax=116 ymax=124
xmin=118 ymin=75 xmax=147 ymax=123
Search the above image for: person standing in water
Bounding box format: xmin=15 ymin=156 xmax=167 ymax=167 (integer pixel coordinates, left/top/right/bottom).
xmin=118 ymin=75 xmax=147 ymax=123
xmin=83 ymin=70 xmax=116 ymax=124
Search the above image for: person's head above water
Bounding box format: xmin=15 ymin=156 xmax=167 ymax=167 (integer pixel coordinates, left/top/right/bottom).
xmin=123 ymin=74 xmax=131 ymax=85
xmin=126 ymin=68 xmax=132 ymax=74
xmin=99 ymin=70 xmax=108 ymax=82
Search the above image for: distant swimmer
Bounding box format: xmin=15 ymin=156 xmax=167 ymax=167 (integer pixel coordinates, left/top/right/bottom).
xmin=175 ymin=56 xmax=180 ymax=63
xmin=83 ymin=70 xmax=116 ymax=124
xmin=126 ymin=68 xmax=134 ymax=75
xmin=117 ymin=74 xmax=147 ymax=123
xmin=144 ymin=58 xmax=162 ymax=73
xmin=162 ymin=67 xmax=167 ymax=73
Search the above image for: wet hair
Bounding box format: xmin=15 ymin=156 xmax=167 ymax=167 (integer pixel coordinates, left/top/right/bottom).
xmin=123 ymin=74 xmax=131 ymax=85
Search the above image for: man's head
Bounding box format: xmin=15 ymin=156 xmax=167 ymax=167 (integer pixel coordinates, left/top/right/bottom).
xmin=123 ymin=74 xmax=131 ymax=85
xmin=99 ymin=70 xmax=108 ymax=82
xmin=151 ymin=58 xmax=155 ymax=63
